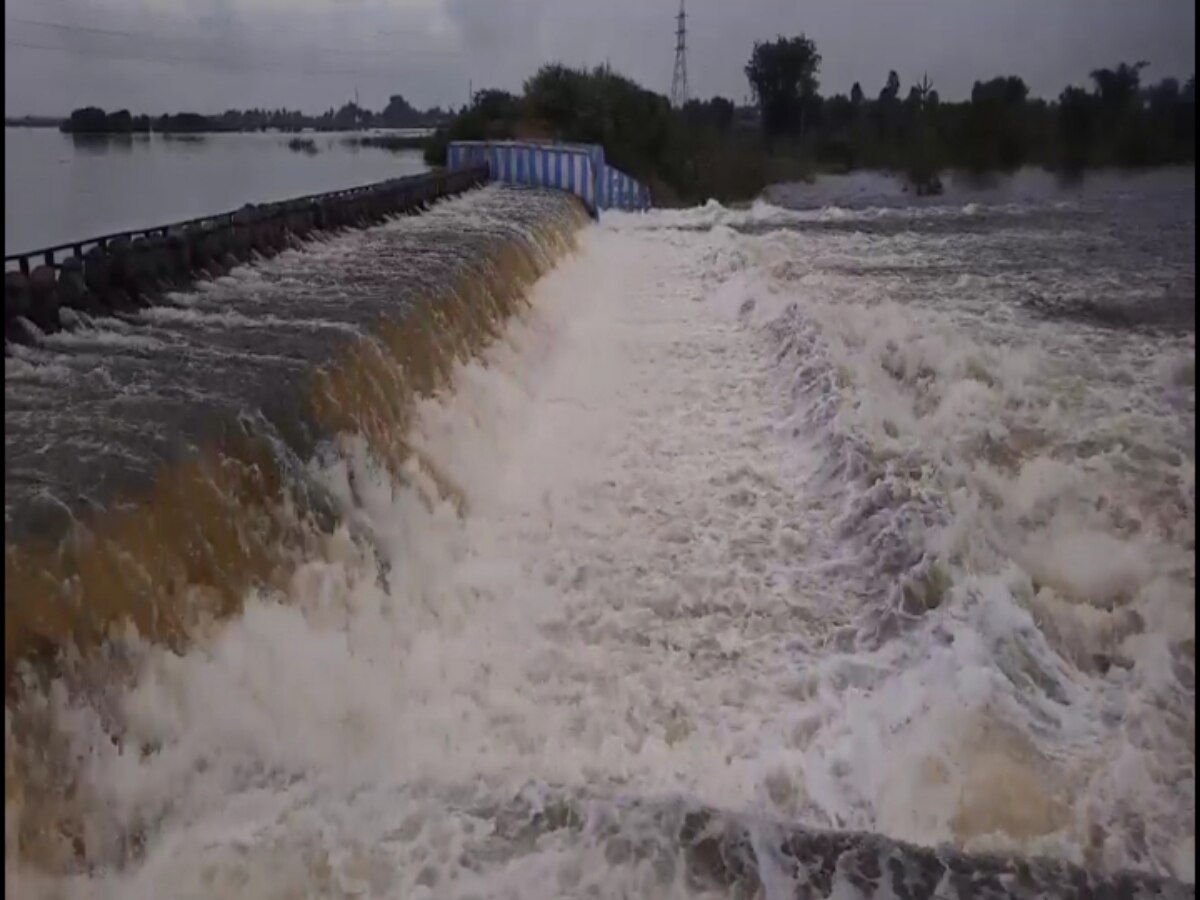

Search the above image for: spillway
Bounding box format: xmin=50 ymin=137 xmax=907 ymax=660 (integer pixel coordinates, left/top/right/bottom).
xmin=4 ymin=174 xmax=1194 ymax=899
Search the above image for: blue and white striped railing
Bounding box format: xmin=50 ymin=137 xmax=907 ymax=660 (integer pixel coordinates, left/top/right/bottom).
xmin=447 ymin=140 xmax=651 ymax=214
xmin=601 ymin=165 xmax=652 ymax=213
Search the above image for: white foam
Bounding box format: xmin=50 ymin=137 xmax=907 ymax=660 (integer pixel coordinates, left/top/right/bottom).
xmin=7 ymin=199 xmax=1194 ymax=896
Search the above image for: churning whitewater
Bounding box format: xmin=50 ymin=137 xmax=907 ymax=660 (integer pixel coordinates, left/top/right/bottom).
xmin=6 ymin=180 xmax=1195 ymax=898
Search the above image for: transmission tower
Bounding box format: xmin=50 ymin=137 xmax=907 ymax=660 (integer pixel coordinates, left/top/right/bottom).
xmin=670 ymin=0 xmax=688 ymax=107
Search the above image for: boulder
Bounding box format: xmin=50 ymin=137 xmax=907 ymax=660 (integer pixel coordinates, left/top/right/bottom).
xmin=144 ymin=236 xmax=172 ymax=287
xmin=83 ymin=246 xmax=111 ymax=297
xmin=27 ymin=265 xmax=62 ymax=332
xmin=200 ymin=227 xmax=229 ymax=277
xmin=165 ymin=230 xmax=192 ymax=279
xmin=4 ymin=272 xmax=34 ymax=343
xmin=5 ymin=271 xmax=31 ymax=324
xmin=107 ymin=237 xmax=134 ymax=293
xmin=57 ymin=257 xmax=102 ymax=314
xmin=128 ymin=237 xmax=158 ymax=304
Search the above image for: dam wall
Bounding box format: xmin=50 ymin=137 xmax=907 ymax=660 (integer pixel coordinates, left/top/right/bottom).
xmin=446 ymin=140 xmax=652 ymax=214
xmin=4 ymin=184 xmax=590 ymax=691
xmin=4 ymin=166 xmax=490 ymax=345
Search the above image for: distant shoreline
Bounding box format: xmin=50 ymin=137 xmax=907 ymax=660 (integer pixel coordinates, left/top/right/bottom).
xmin=4 ymin=117 xmax=62 ymax=128
xmin=6 ymin=121 xmax=436 ymax=140
xmin=44 ymin=103 xmax=449 ymax=137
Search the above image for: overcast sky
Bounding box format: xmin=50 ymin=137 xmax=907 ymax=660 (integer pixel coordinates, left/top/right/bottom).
xmin=5 ymin=0 xmax=1195 ymax=116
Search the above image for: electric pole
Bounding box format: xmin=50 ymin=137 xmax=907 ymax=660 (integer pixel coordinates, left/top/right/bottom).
xmin=670 ymin=0 xmax=688 ymax=108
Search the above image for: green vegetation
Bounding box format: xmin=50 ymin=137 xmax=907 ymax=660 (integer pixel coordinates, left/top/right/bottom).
xmin=287 ymin=136 xmax=319 ymax=154
xmin=742 ymin=43 xmax=1194 ymax=188
xmin=61 ymin=107 xmax=152 ymax=134
xmin=429 ymin=36 xmax=1194 ymax=204
xmin=424 ymin=65 xmax=808 ymax=205
xmin=53 ymin=34 xmax=1193 ymax=204
xmin=59 ymin=94 xmax=447 ymax=135
xmin=344 ymin=134 xmax=431 ymax=152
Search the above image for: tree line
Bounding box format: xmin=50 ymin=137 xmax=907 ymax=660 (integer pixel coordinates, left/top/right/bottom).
xmin=743 ymin=36 xmax=1195 ymax=183
xmin=430 ymin=34 xmax=1193 ymax=203
xmin=59 ymin=95 xmax=449 ymax=135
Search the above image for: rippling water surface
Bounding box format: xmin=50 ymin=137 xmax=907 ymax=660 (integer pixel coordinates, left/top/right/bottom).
xmin=3 ymin=171 xmax=1195 ymax=898
xmin=4 ymin=127 xmax=429 ymax=255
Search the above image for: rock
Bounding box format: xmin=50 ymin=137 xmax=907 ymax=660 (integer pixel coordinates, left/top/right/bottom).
xmin=27 ymin=265 xmax=61 ymax=332
xmin=165 ymin=230 xmax=192 ymax=279
xmin=144 ymin=236 xmax=172 ymax=287
xmin=200 ymin=228 xmax=229 ymax=277
xmin=83 ymin=246 xmax=111 ymax=297
xmin=185 ymin=226 xmax=211 ymax=273
xmin=5 ymin=271 xmax=31 ymax=324
xmin=230 ymin=207 xmax=255 ymax=261
xmin=107 ymin=237 xmax=135 ymax=297
xmin=57 ymin=257 xmax=102 ymax=314
xmin=128 ymin=238 xmax=158 ymax=304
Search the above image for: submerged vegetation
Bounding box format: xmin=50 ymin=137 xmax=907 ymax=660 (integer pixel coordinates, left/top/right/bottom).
xmin=287 ymin=136 xmax=319 ymax=154
xmin=342 ymin=134 xmax=429 ymax=152
xmin=429 ymin=35 xmax=1194 ymax=204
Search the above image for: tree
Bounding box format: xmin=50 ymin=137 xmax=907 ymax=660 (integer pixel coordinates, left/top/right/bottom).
xmin=381 ymin=94 xmax=421 ymax=127
xmin=1058 ymin=85 xmax=1096 ymax=168
xmin=61 ymin=106 xmax=110 ymax=134
xmin=850 ymin=82 xmax=864 ymax=106
xmin=331 ymin=102 xmax=369 ymax=130
xmin=971 ymin=75 xmax=1029 ymax=106
xmin=473 ymin=89 xmax=521 ymax=121
xmin=881 ymin=70 xmax=901 ymax=102
xmin=682 ymin=96 xmax=735 ymax=132
xmin=963 ymin=75 xmax=1032 ymax=170
xmin=875 ymin=70 xmax=902 ymax=145
xmin=523 ymin=64 xmax=590 ymax=135
xmin=708 ymin=96 xmax=735 ymax=132
xmin=1090 ymin=61 xmax=1148 ymax=117
xmin=1089 ymin=61 xmax=1151 ymax=165
xmin=904 ymin=74 xmax=943 ymax=194
xmin=446 ymin=88 xmax=521 ymax=142
xmin=744 ymin=34 xmax=822 ymax=139
xmin=107 ymin=109 xmax=133 ymax=133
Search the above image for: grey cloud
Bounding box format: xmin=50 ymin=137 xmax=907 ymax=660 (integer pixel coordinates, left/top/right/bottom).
xmin=5 ymin=0 xmax=1194 ymax=116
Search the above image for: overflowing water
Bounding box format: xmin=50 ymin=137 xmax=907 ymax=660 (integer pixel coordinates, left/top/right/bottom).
xmin=4 ymin=172 xmax=1195 ymax=898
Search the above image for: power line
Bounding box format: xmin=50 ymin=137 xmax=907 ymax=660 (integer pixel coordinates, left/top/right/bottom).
xmin=4 ymin=39 xmax=457 ymax=79
xmin=5 ymin=17 xmax=462 ymax=61
xmin=8 ymin=16 xmax=145 ymax=38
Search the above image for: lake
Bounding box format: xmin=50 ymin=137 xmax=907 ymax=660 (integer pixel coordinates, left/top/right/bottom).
xmin=3 ymin=127 xmax=430 ymax=256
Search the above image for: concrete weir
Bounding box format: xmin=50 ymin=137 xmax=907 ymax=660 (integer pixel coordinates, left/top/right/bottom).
xmin=6 ymin=181 xmax=592 ymax=877
xmin=4 ymin=167 xmax=489 ymax=344
xmin=4 ymin=179 xmax=590 ymax=694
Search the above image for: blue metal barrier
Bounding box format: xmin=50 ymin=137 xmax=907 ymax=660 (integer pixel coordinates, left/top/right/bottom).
xmin=447 ymin=140 xmax=652 ymax=214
